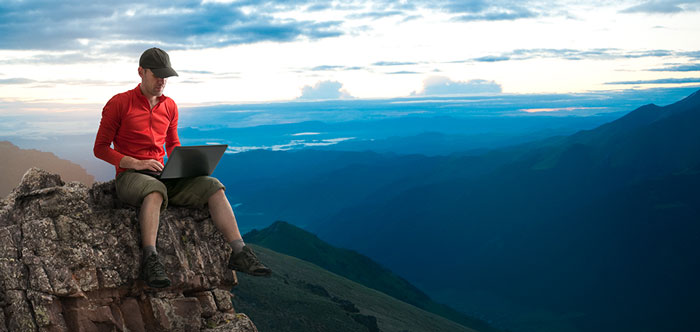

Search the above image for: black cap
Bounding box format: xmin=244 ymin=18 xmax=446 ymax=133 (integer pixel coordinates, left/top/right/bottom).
xmin=139 ymin=47 xmax=178 ymax=78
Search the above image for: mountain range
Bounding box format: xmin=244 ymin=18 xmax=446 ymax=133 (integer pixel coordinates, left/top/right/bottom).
xmin=216 ymin=89 xmax=700 ymax=332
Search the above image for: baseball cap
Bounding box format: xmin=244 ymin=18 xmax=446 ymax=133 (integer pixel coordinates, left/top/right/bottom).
xmin=139 ymin=47 xmax=178 ymax=78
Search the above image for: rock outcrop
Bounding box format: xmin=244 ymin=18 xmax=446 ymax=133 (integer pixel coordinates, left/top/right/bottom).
xmin=0 ymin=168 xmax=257 ymax=332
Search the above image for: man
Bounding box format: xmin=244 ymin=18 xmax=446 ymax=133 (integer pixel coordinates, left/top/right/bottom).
xmin=94 ymin=47 xmax=270 ymax=288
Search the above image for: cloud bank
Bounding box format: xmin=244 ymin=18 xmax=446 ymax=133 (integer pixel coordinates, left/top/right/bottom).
xmin=0 ymin=0 xmax=343 ymax=57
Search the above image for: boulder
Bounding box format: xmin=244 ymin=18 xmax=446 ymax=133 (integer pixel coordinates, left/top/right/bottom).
xmin=0 ymin=168 xmax=257 ymax=332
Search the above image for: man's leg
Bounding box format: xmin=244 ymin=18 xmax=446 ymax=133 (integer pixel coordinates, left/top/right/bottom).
xmin=207 ymin=188 xmax=271 ymax=276
xmin=208 ymin=189 xmax=242 ymax=243
xmin=138 ymin=191 xmax=171 ymax=288
xmin=140 ymin=191 xmax=163 ymax=250
xmin=166 ymin=176 xmax=271 ymax=276
xmin=114 ymin=170 xmax=171 ymax=288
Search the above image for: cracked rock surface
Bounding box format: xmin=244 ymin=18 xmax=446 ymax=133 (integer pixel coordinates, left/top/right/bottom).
xmin=0 ymin=168 xmax=258 ymax=332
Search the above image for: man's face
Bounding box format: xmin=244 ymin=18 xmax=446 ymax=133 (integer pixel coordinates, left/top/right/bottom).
xmin=138 ymin=67 xmax=167 ymax=97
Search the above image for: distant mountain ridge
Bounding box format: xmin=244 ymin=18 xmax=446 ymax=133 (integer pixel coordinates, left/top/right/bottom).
xmin=0 ymin=141 xmax=95 ymax=197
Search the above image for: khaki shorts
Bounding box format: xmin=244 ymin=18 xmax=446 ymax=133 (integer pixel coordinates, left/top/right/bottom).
xmin=115 ymin=170 xmax=226 ymax=211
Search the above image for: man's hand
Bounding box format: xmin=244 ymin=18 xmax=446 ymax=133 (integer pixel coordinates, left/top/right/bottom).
xmin=119 ymin=156 xmax=164 ymax=172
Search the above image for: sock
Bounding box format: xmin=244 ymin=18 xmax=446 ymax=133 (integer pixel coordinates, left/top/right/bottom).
xmin=143 ymin=245 xmax=157 ymax=257
xmin=229 ymin=239 xmax=245 ymax=254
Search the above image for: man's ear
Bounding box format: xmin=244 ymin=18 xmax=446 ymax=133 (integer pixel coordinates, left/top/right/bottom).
xmin=138 ymin=66 xmax=145 ymax=78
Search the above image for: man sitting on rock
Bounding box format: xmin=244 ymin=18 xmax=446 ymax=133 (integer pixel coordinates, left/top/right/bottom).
xmin=93 ymin=47 xmax=271 ymax=288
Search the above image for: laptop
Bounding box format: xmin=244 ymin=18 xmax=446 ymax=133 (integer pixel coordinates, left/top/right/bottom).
xmin=136 ymin=144 xmax=228 ymax=179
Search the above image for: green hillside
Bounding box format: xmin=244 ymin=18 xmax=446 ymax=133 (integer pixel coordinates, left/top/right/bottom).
xmin=244 ymin=221 xmax=499 ymax=332
xmin=232 ymin=244 xmax=484 ymax=332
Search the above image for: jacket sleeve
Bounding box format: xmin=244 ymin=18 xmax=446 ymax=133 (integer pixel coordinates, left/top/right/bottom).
xmin=165 ymin=100 xmax=181 ymax=157
xmin=93 ymin=95 xmax=126 ymax=166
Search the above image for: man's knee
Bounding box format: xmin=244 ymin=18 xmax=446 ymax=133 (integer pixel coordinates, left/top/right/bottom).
xmin=211 ymin=188 xmax=225 ymax=198
xmin=144 ymin=191 xmax=164 ymax=203
xmin=115 ymin=170 xmax=168 ymax=209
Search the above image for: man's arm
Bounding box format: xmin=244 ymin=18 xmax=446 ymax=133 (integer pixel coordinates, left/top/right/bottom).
xmin=94 ymin=96 xmax=164 ymax=172
xmin=94 ymin=96 xmax=127 ymax=166
xmin=165 ymin=100 xmax=181 ymax=157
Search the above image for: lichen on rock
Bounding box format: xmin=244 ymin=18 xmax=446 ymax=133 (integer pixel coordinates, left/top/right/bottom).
xmin=0 ymin=168 xmax=258 ymax=332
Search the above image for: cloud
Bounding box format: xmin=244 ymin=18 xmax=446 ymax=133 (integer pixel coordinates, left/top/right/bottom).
xmin=649 ymin=63 xmax=700 ymax=72
xmin=474 ymin=55 xmax=511 ymax=62
xmin=453 ymin=7 xmax=537 ymax=21
xmin=373 ymin=61 xmax=419 ymax=66
xmin=681 ymin=51 xmax=700 ymax=60
xmin=347 ymin=10 xmax=405 ymax=20
xmin=0 ymin=0 xmax=343 ymax=57
xmin=0 ymin=78 xmax=36 ymax=85
xmin=620 ymin=0 xmax=700 ymax=14
xmin=454 ymin=48 xmax=678 ymax=64
xmin=605 ymin=77 xmax=700 ymax=85
xmin=310 ymin=65 xmax=364 ymax=72
xmin=412 ymin=76 xmax=502 ymax=96
xmin=311 ymin=65 xmax=347 ymax=71
xmin=298 ymin=80 xmax=353 ymax=100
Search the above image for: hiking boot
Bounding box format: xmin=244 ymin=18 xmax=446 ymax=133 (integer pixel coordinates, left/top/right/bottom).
xmin=228 ymin=246 xmax=271 ymax=276
xmin=141 ymin=253 xmax=171 ymax=288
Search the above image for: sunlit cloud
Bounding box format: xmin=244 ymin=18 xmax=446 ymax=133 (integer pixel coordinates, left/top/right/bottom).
xmin=412 ymin=76 xmax=502 ymax=96
xmin=298 ymin=81 xmax=353 ymax=100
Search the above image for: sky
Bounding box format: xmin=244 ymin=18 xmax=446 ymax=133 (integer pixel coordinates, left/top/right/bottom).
xmin=1 ymin=0 xmax=700 ymax=110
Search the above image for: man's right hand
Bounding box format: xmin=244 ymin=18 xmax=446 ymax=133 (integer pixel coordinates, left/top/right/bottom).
xmin=119 ymin=156 xmax=164 ymax=172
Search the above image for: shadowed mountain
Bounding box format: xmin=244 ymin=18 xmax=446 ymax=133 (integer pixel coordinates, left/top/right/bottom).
xmin=0 ymin=141 xmax=95 ymax=197
xmin=243 ymin=221 xmax=500 ymax=332
xmin=231 ymin=244 xmax=491 ymax=332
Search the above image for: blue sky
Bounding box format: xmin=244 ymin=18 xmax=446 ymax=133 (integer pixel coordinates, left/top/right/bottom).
xmin=0 ymin=0 xmax=699 ymax=110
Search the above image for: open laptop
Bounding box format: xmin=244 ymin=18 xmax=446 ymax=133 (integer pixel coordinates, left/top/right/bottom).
xmin=136 ymin=144 xmax=228 ymax=179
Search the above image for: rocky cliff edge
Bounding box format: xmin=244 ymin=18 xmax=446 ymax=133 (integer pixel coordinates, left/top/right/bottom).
xmin=0 ymin=168 xmax=257 ymax=332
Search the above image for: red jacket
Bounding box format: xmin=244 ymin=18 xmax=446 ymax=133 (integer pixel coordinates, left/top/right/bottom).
xmin=94 ymin=84 xmax=181 ymax=177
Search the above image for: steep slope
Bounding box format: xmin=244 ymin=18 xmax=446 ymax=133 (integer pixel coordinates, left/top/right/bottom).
xmin=231 ymin=244 xmax=486 ymax=332
xmin=243 ymin=221 xmax=498 ymax=332
xmin=0 ymin=141 xmax=95 ymax=197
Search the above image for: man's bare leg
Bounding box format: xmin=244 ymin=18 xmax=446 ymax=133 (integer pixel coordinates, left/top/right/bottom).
xmin=139 ymin=192 xmax=163 ymax=250
xmin=208 ymin=188 xmax=271 ymax=276
xmin=208 ymin=189 xmax=243 ymax=243
xmin=139 ymin=191 xmax=171 ymax=287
